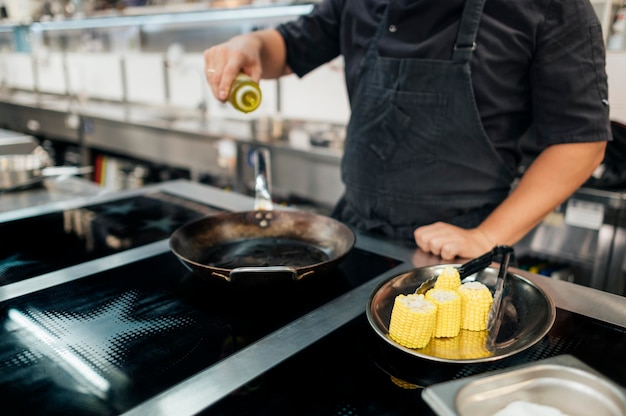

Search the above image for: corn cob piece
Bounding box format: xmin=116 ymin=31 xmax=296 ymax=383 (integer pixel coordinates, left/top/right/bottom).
xmin=425 ymin=289 xmax=462 ymax=338
xmin=433 ymin=266 xmax=462 ymax=291
xmin=421 ymin=335 xmax=461 ymax=359
xmin=457 ymin=281 xmax=493 ymax=331
xmin=388 ymin=294 xmax=437 ymax=349
xmin=457 ymin=329 xmax=492 ymax=359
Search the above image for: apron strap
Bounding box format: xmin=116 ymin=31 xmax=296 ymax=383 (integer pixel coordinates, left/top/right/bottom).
xmin=452 ymin=0 xmax=487 ymax=62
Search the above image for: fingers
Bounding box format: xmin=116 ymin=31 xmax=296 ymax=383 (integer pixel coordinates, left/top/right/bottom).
xmin=414 ymin=222 xmax=491 ymax=260
xmin=204 ymin=46 xmax=238 ymax=102
xmin=439 ymin=243 xmax=459 ymax=261
xmin=204 ymin=37 xmax=263 ymax=104
xmin=414 ymin=222 xmax=451 ymax=257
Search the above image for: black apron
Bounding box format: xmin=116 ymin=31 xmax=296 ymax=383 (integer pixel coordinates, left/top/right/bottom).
xmin=333 ymin=0 xmax=515 ymax=240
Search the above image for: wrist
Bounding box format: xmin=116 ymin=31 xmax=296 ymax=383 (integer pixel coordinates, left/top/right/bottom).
xmin=476 ymin=227 xmax=497 ymax=250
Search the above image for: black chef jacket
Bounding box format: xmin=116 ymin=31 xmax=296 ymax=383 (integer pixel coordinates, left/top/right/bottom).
xmin=277 ymin=0 xmax=611 ymax=173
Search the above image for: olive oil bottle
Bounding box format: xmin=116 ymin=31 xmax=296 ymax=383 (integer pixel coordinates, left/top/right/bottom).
xmin=229 ymin=72 xmax=262 ymax=113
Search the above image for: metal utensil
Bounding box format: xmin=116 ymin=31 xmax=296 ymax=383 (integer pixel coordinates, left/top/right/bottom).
xmin=487 ymin=246 xmax=514 ymax=331
xmin=253 ymin=148 xmax=273 ymax=211
xmin=0 ymin=165 xmax=93 ymax=193
xmin=414 ymin=245 xmax=510 ymax=295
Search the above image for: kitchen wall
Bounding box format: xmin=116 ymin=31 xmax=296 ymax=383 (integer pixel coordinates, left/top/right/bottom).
xmin=0 ymin=2 xmax=622 ymax=126
xmin=607 ymin=53 xmax=626 ymax=124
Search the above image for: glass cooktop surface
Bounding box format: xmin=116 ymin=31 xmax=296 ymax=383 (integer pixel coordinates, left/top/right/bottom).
xmin=207 ymin=308 xmax=626 ymax=415
xmin=0 ymin=192 xmax=217 ymax=286
xmin=0 ymin=246 xmax=400 ymax=415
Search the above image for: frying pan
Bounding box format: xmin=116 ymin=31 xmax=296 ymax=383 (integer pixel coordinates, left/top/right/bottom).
xmin=170 ymin=149 xmax=356 ymax=285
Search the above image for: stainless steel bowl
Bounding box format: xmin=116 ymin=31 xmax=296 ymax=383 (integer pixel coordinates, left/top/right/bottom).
xmin=366 ymin=265 xmax=556 ymax=364
xmin=422 ymin=355 xmax=626 ymax=416
xmin=455 ymin=358 xmax=626 ymax=416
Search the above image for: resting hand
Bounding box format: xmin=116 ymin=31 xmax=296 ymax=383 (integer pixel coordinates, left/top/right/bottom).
xmin=203 ymin=35 xmax=263 ymax=103
xmin=414 ymin=222 xmax=495 ymax=260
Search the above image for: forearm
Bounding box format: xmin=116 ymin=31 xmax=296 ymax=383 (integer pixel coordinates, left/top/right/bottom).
xmin=478 ymin=141 xmax=607 ymax=246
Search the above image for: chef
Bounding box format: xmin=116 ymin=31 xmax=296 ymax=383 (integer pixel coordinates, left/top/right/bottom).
xmin=204 ymin=0 xmax=610 ymax=260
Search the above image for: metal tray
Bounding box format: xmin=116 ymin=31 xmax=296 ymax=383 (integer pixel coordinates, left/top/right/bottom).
xmin=366 ymin=265 xmax=555 ymax=364
xmin=422 ymin=355 xmax=626 ymax=416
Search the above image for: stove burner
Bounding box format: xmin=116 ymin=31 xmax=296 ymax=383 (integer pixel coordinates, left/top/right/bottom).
xmin=202 ymin=238 xmax=329 ymax=269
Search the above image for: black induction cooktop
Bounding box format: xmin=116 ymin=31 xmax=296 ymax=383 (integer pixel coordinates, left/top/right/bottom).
xmin=206 ymin=308 xmax=626 ymax=416
xmin=0 ymin=244 xmax=400 ymax=415
xmin=0 ymin=192 xmax=218 ymax=286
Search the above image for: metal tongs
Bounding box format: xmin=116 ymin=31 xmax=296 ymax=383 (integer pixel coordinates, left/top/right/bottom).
xmin=414 ymin=245 xmax=514 ymax=352
xmin=415 ymin=245 xmax=513 ymax=297
xmin=486 ymin=245 xmax=513 ymax=331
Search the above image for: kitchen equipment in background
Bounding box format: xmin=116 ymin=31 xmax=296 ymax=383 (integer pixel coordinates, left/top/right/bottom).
xmin=367 ymin=264 xmax=555 ymax=364
xmin=0 ymin=138 xmax=51 ymax=188
xmin=0 ymin=131 xmax=39 ymax=154
xmin=515 ymin=185 xmax=625 ymax=295
xmin=0 ymin=133 xmax=93 ymax=192
xmin=93 ymin=154 xmax=152 ymax=191
xmin=0 ymin=191 xmax=218 ymax=286
xmin=0 ymin=165 xmax=93 ymax=193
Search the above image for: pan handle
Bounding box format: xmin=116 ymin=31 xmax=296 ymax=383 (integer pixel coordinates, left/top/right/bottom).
xmin=229 ymin=266 xmax=298 ymax=284
xmin=253 ymin=148 xmax=274 ymax=211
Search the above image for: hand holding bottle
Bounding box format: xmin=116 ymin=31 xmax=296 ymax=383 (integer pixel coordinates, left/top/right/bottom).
xmin=203 ymin=35 xmax=264 ymax=111
xmin=204 ymin=30 xmax=291 ymax=113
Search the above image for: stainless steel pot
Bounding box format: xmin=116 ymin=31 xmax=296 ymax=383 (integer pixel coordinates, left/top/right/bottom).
xmin=0 ymin=145 xmax=53 ymax=190
xmin=0 ymin=144 xmax=92 ymax=192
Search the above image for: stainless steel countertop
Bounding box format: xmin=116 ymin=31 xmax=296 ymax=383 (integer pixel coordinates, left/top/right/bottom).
xmin=1 ymin=180 xmax=623 ymax=416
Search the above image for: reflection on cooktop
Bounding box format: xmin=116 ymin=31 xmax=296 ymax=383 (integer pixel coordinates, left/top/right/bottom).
xmin=0 ymin=192 xmax=218 ymax=286
xmin=208 ymin=309 xmax=626 ymax=416
xmin=0 ymin=245 xmax=401 ymax=415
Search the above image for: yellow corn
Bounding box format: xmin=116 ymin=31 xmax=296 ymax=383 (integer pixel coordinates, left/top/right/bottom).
xmin=457 ymin=329 xmax=492 ymax=359
xmin=421 ymin=335 xmax=461 ymax=359
xmin=457 ymin=281 xmax=493 ymax=331
xmin=388 ymin=294 xmax=437 ymax=349
xmin=390 ymin=376 xmax=420 ymax=390
xmin=434 ymin=266 xmax=461 ymax=290
xmin=425 ymin=288 xmax=462 ymax=338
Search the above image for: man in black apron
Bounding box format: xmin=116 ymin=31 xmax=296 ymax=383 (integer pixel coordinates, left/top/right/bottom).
xmin=204 ymin=0 xmax=610 ymax=260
